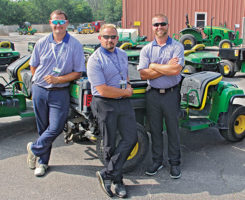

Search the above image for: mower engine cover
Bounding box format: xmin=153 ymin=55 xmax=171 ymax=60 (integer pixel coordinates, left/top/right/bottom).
xmin=0 ymin=41 xmax=20 ymax=66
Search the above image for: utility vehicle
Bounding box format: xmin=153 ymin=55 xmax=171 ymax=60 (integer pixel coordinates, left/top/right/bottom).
xmin=91 ymin=21 xmax=105 ymax=32
xmin=77 ymin=23 xmax=95 ymax=34
xmin=219 ymin=48 xmax=245 ymax=77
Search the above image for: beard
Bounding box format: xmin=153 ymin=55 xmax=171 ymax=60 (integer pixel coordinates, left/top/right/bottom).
xmin=155 ymin=28 xmax=168 ymax=38
xmin=105 ymin=42 xmax=115 ymax=51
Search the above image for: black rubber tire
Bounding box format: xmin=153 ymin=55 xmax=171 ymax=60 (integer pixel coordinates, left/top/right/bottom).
xmin=179 ymin=34 xmax=197 ymax=50
xmin=219 ymin=104 xmax=245 ymax=142
xmin=96 ymin=122 xmax=149 ymax=172
xmin=182 ymin=65 xmax=196 ymax=74
xmin=219 ymin=39 xmax=232 ymax=49
xmin=219 ymin=59 xmax=236 ymax=77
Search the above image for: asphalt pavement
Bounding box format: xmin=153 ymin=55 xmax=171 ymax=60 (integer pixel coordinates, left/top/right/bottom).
xmin=1 ymin=32 xmax=245 ymax=200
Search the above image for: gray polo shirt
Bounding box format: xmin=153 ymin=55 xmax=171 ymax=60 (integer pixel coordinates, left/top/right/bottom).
xmin=30 ymin=32 xmax=86 ymax=88
xmin=137 ymin=36 xmax=184 ymax=89
xmin=87 ymin=47 xmax=128 ymax=96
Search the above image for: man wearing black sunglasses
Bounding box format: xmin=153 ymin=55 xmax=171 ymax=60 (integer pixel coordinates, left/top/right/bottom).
xmin=138 ymin=14 xmax=184 ymax=179
xmin=27 ymin=10 xmax=86 ymax=177
xmin=87 ymin=24 xmax=137 ymax=198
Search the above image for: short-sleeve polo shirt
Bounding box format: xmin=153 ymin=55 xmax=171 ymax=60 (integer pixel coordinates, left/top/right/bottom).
xmin=30 ymin=32 xmax=86 ymax=88
xmin=87 ymin=47 xmax=128 ymax=96
xmin=137 ymin=36 xmax=184 ymax=89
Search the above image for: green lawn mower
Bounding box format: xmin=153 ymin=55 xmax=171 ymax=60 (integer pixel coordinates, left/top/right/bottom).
xmin=117 ymin=29 xmax=149 ymax=49
xmin=173 ymin=14 xmax=243 ymax=50
xmin=17 ymin=22 xmax=37 ymax=35
xmin=0 ymin=41 xmax=20 ymax=66
xmin=182 ymin=44 xmax=221 ymax=74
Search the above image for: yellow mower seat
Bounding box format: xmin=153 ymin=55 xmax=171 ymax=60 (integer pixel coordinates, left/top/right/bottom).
xmin=120 ymin=42 xmax=133 ymax=50
xmin=184 ymin=49 xmax=195 ymax=56
xmin=0 ymin=41 xmax=11 ymax=48
xmin=180 ymin=71 xmax=222 ymax=110
xmin=191 ymin=43 xmax=205 ymax=51
xmin=184 ymin=44 xmax=206 ymax=57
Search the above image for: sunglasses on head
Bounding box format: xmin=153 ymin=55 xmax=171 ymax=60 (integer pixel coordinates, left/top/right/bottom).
xmin=50 ymin=20 xmax=67 ymax=25
xmin=101 ymin=35 xmax=117 ymax=39
xmin=153 ymin=22 xmax=168 ymax=27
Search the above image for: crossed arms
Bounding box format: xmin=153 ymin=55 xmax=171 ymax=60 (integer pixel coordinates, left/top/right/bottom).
xmin=139 ymin=57 xmax=182 ymax=80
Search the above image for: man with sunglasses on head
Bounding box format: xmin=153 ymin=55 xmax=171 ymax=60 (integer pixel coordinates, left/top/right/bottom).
xmin=26 ymin=10 xmax=86 ymax=177
xmin=87 ymin=24 xmax=137 ymax=198
xmin=138 ymin=14 xmax=184 ymax=179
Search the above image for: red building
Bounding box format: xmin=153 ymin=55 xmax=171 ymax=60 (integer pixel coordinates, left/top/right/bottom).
xmin=122 ymin=0 xmax=245 ymax=43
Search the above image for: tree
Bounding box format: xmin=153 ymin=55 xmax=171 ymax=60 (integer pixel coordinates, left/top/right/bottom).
xmin=0 ymin=0 xmax=93 ymax=25
xmin=86 ymin=0 xmax=122 ymax=22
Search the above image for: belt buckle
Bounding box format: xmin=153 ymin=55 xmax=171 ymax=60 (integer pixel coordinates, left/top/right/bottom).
xmin=159 ymin=89 xmax=165 ymax=93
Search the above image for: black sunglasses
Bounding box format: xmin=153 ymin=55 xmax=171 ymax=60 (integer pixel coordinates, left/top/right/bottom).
xmin=101 ymin=35 xmax=117 ymax=39
xmin=153 ymin=22 xmax=168 ymax=27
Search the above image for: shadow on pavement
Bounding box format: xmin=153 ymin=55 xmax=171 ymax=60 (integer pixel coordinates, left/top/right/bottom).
xmin=1 ymin=116 xmax=245 ymax=198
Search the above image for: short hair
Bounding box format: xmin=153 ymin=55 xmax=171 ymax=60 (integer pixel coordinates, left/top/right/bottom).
xmin=50 ymin=10 xmax=68 ymax=20
xmin=152 ymin=14 xmax=168 ymax=24
xmin=99 ymin=24 xmax=118 ymax=35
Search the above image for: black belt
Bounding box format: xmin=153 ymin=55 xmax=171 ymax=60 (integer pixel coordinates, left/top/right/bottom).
xmin=46 ymin=87 xmax=68 ymax=91
xmin=94 ymin=96 xmax=125 ymax=100
xmin=35 ymin=84 xmax=68 ymax=91
xmin=150 ymin=84 xmax=179 ymax=94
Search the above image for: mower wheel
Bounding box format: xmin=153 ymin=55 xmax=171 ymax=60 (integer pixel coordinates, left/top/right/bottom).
xmin=219 ymin=59 xmax=236 ymax=77
xmin=219 ymin=39 xmax=232 ymax=49
xmin=96 ymin=122 xmax=149 ymax=172
xmin=179 ymin=34 xmax=197 ymax=50
xmin=220 ymin=105 xmax=245 ymax=142
xmin=182 ymin=65 xmax=196 ymax=74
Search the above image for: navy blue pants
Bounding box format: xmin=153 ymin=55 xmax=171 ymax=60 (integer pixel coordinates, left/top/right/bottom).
xmin=146 ymin=86 xmax=181 ymax=166
xmin=31 ymin=84 xmax=70 ymax=164
xmin=91 ymin=97 xmax=137 ymax=183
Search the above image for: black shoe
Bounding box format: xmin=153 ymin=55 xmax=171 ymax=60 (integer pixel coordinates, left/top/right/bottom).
xmin=145 ymin=162 xmax=163 ymax=176
xmin=170 ymin=165 xmax=181 ymax=179
xmin=114 ymin=181 xmax=127 ymax=198
xmin=96 ymin=171 xmax=113 ymax=197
